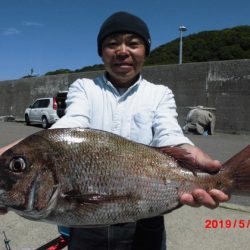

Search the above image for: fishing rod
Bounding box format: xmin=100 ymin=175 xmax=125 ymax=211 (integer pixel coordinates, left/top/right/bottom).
xmin=2 ymin=231 xmax=11 ymax=250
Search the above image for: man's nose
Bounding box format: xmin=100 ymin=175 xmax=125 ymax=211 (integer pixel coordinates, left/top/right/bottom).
xmin=116 ymin=43 xmax=129 ymax=54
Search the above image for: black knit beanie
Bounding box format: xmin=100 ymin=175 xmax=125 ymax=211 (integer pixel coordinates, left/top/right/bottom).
xmin=97 ymin=11 xmax=151 ymax=56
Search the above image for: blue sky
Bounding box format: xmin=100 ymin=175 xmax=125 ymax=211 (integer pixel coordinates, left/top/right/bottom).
xmin=0 ymin=0 xmax=249 ymax=81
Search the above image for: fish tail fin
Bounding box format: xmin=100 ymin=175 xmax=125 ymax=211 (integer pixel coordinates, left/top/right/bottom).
xmin=221 ymin=145 xmax=250 ymax=194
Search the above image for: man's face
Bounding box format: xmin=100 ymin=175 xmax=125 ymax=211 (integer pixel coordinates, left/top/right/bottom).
xmin=101 ymin=33 xmax=146 ymax=88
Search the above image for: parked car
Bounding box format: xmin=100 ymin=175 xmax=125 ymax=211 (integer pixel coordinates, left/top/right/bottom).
xmin=55 ymin=91 xmax=68 ymax=118
xmin=24 ymin=97 xmax=59 ymax=128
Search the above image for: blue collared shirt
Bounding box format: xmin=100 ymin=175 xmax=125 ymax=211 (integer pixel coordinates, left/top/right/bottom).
xmin=52 ymin=74 xmax=192 ymax=147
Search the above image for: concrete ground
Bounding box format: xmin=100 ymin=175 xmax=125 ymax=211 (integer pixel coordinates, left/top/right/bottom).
xmin=0 ymin=122 xmax=250 ymax=249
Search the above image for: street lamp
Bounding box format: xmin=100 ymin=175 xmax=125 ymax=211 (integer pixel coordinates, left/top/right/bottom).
xmin=179 ymin=25 xmax=187 ymax=64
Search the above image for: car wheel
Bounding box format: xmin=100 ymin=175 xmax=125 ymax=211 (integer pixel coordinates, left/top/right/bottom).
xmin=25 ymin=114 xmax=30 ymax=125
xmin=42 ymin=116 xmax=49 ymax=129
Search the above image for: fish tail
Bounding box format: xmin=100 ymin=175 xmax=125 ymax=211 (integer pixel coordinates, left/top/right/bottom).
xmin=221 ymin=145 xmax=250 ymax=194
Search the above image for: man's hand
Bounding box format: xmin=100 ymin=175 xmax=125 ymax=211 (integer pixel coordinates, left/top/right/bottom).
xmin=179 ymin=144 xmax=230 ymax=209
xmin=0 ymin=140 xmax=20 ymax=155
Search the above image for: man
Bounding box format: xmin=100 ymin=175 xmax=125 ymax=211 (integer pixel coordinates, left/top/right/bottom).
xmin=51 ymin=11 xmax=228 ymax=249
xmin=0 ymin=11 xmax=228 ymax=250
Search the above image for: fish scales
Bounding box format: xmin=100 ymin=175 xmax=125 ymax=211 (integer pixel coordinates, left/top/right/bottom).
xmin=46 ymin=129 xmax=182 ymax=225
xmin=0 ymin=128 xmax=250 ymax=227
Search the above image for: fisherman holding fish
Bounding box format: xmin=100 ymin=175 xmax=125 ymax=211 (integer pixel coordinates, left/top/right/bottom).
xmin=0 ymin=11 xmax=230 ymax=250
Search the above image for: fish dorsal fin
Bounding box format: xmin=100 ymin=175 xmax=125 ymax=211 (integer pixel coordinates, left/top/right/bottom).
xmin=157 ymin=146 xmax=198 ymax=175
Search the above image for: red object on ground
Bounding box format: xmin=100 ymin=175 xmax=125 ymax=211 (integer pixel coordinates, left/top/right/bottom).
xmin=36 ymin=236 xmax=68 ymax=250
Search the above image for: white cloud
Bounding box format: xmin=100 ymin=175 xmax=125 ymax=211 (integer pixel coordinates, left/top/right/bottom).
xmin=2 ymin=27 xmax=21 ymax=36
xmin=1 ymin=21 xmax=44 ymax=36
xmin=22 ymin=21 xmax=44 ymax=27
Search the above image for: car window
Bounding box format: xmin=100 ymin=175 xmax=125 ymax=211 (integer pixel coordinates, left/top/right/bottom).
xmin=38 ymin=99 xmax=50 ymax=108
xmin=32 ymin=100 xmax=40 ymax=108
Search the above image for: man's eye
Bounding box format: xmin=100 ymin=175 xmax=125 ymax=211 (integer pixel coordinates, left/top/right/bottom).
xmin=129 ymin=42 xmax=140 ymax=47
xmin=128 ymin=40 xmax=143 ymax=48
xmin=106 ymin=41 xmax=119 ymax=48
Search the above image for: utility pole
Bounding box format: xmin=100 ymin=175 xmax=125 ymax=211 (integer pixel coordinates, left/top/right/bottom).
xmin=179 ymin=25 xmax=187 ymax=64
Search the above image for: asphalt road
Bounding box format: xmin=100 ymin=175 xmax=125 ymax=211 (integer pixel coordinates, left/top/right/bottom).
xmin=0 ymin=121 xmax=250 ymax=249
xmin=0 ymin=122 xmax=59 ymax=250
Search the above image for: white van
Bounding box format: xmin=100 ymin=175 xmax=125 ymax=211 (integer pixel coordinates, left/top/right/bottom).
xmin=24 ymin=97 xmax=59 ymax=128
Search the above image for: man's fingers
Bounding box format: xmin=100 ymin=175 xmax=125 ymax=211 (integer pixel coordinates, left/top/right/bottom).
xmin=209 ymin=189 xmax=230 ymax=202
xmin=180 ymin=189 xmax=228 ymax=209
xmin=192 ymin=189 xmax=218 ymax=209
xmin=180 ymin=193 xmax=201 ymax=207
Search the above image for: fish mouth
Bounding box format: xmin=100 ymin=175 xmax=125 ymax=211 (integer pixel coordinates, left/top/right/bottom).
xmin=0 ymin=175 xmax=40 ymax=211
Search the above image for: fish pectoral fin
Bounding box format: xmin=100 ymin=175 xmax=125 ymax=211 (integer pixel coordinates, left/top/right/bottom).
xmin=157 ymin=146 xmax=198 ymax=175
xmin=64 ymin=192 xmax=131 ymax=205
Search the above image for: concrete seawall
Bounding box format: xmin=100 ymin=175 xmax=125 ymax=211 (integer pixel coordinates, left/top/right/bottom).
xmin=0 ymin=59 xmax=249 ymax=133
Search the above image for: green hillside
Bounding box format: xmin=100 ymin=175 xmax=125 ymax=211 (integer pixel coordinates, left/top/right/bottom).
xmin=145 ymin=25 xmax=250 ymax=65
xmin=44 ymin=25 xmax=250 ymax=76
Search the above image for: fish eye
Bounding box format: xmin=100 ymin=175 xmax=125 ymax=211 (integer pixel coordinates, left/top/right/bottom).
xmin=9 ymin=157 xmax=26 ymax=172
